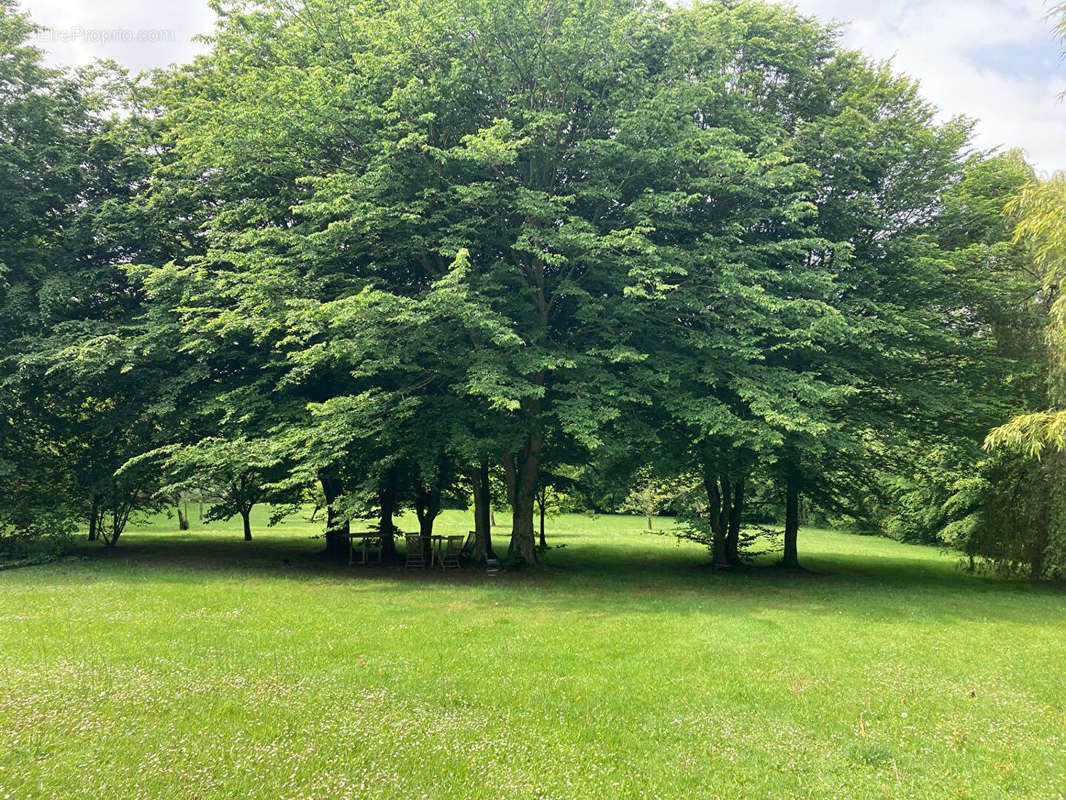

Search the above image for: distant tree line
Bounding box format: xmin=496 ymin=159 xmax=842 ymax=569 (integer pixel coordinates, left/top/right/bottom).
xmin=1 ymin=0 xmax=1064 ymax=576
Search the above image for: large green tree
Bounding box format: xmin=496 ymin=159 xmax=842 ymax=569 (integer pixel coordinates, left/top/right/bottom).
xmin=0 ymin=3 xmax=171 ymax=547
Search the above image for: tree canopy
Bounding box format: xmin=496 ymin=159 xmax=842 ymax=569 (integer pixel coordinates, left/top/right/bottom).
xmin=0 ymin=0 xmax=1059 ymax=577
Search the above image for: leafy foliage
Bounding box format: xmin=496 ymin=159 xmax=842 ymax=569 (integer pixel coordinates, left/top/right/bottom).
xmin=0 ymin=0 xmax=1059 ymax=578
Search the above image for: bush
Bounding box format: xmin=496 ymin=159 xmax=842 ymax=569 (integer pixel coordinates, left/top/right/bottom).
xmin=0 ymin=508 xmax=77 ymax=562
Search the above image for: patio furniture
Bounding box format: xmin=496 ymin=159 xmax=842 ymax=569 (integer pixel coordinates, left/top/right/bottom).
xmin=404 ymin=533 xmax=426 ymax=569
xmin=348 ymin=532 xmax=383 ymax=565
xmin=460 ymin=531 xmax=476 ymax=559
xmin=440 ymin=535 xmax=463 ymax=571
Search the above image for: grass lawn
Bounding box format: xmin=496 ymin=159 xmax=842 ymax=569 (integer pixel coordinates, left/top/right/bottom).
xmin=2 ymin=509 xmax=1065 ymax=799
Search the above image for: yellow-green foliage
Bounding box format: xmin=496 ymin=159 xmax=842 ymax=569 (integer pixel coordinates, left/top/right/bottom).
xmin=988 ymin=174 xmax=1066 ymax=455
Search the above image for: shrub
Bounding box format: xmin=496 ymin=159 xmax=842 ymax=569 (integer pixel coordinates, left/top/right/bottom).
xmin=0 ymin=507 xmax=77 ymax=562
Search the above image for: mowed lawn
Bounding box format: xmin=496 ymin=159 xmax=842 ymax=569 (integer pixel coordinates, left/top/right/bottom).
xmin=2 ymin=510 xmax=1065 ymax=800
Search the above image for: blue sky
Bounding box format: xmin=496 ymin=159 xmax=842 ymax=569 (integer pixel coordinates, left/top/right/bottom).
xmin=18 ymin=0 xmax=1066 ymax=173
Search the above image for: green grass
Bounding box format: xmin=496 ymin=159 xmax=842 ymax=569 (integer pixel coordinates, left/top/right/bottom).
xmin=2 ymin=508 xmax=1065 ymax=799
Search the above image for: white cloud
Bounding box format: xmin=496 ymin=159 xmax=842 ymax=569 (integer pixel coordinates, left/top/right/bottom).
xmin=18 ymin=0 xmax=212 ymax=73
xmin=792 ymin=0 xmax=1066 ymax=173
xmin=16 ymin=0 xmax=1066 ymax=172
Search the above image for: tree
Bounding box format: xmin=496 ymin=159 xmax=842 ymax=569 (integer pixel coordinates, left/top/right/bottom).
xmin=133 ymin=0 xmax=769 ymax=565
xmin=638 ymin=4 xmax=987 ymax=569
xmin=145 ymin=438 xmax=298 ymax=541
xmin=0 ymin=1 xmax=192 ymax=551
xmin=0 ymin=2 xmax=97 ymax=542
xmin=985 ymin=174 xmax=1066 ymax=455
xmin=852 ymin=152 xmax=1044 ymax=547
xmin=954 ymin=7 xmax=1066 ymax=577
xmin=941 ymin=451 xmax=1066 ymax=579
xmin=622 ymin=469 xmax=683 ymax=531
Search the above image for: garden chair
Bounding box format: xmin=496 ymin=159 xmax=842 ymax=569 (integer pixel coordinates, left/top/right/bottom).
xmin=460 ymin=531 xmax=476 ymax=559
xmin=350 ymin=533 xmax=383 ymax=565
xmin=404 ymin=533 xmax=426 ymax=569
xmin=440 ymin=535 xmax=463 ymax=571
xmin=365 ymin=534 xmax=383 ymax=564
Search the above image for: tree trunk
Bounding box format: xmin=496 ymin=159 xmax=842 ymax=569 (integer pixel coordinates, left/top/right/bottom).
xmin=416 ymin=480 xmax=441 ymax=558
xmin=503 ymin=450 xmax=518 ymax=546
xmin=726 ymin=477 xmax=745 ymax=566
xmin=471 ymin=461 xmax=495 ymax=561
xmin=782 ymin=471 xmax=800 ymax=569
xmin=717 ymin=474 xmax=731 ymax=554
xmin=241 ymin=508 xmax=252 ymax=541
xmin=177 ymin=505 xmax=189 ymax=531
xmin=512 ymin=484 xmax=537 ymax=564
xmin=538 ymin=491 xmax=546 ymax=549
xmin=508 ymin=433 xmax=541 ymax=565
xmin=320 ymin=474 xmax=350 ymax=561
xmin=102 ymin=503 xmax=128 ymax=548
xmin=377 ymin=467 xmax=398 ymax=561
xmin=103 ymin=519 xmax=119 ymax=548
xmin=1030 ymin=548 xmax=1046 ymax=580
xmin=703 ymin=469 xmax=728 ymax=568
xmin=418 ymin=510 xmax=436 ymax=537
xmin=646 ymin=511 xmax=653 ymax=530
xmin=87 ymin=495 xmax=101 ymax=542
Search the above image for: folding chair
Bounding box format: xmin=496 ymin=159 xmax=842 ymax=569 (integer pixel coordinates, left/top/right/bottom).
xmin=404 ymin=533 xmax=426 ymax=569
xmin=440 ymin=535 xmax=463 ymax=571
xmin=350 ymin=534 xmax=383 ymax=565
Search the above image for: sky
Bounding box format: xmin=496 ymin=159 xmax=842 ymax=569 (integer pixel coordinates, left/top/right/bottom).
xmin=17 ymin=0 xmax=1066 ymax=174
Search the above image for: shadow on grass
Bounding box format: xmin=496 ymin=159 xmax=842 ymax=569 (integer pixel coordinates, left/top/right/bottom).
xmin=49 ymin=524 xmax=1065 ymax=623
